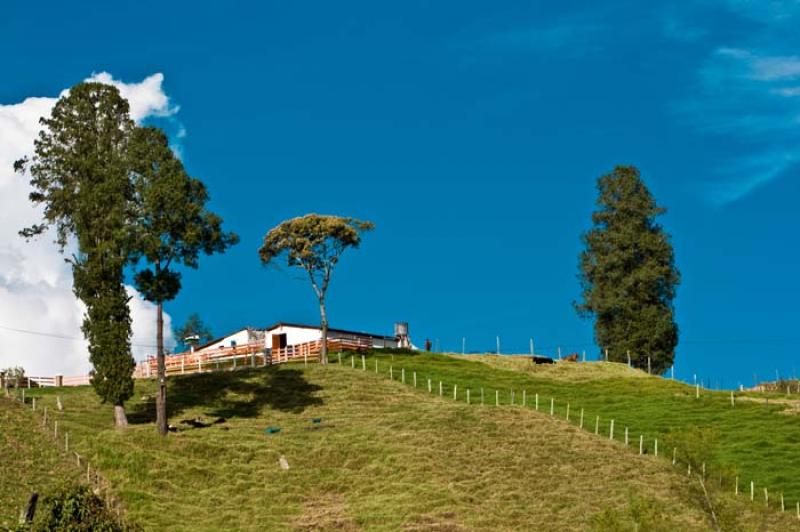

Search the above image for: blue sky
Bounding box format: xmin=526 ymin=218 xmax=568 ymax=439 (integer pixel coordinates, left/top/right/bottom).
xmin=2 ymin=1 xmax=799 ymax=387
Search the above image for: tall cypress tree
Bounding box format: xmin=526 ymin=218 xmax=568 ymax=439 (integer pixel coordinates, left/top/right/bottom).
xmin=16 ymin=82 xmax=136 ymax=426
xmin=576 ymin=165 xmax=680 ymax=374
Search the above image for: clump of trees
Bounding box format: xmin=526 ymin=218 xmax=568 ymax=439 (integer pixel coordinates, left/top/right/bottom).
xmin=258 ymin=214 xmax=374 ymax=365
xmin=16 ymin=81 xmax=236 ymax=430
xmin=576 ymin=165 xmax=680 ymax=374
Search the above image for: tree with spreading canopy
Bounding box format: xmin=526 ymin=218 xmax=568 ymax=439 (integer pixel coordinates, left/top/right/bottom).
xmin=15 ymin=82 xmax=137 ymax=426
xmin=258 ymin=214 xmax=374 ymax=365
xmin=576 ymin=165 xmax=680 ymax=374
xmin=128 ymin=125 xmax=238 ymax=436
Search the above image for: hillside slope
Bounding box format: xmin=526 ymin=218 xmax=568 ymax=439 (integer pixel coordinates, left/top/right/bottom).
xmin=8 ymin=357 xmax=796 ymax=530
xmin=0 ymin=393 xmax=79 ymax=528
xmin=411 ymin=352 xmax=800 ymax=503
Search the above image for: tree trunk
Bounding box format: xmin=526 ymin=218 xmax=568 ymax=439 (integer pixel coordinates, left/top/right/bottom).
xmin=114 ymin=404 xmax=128 ymax=428
xmin=319 ymin=299 xmax=328 ymax=365
xmin=156 ymin=300 xmax=167 ymax=436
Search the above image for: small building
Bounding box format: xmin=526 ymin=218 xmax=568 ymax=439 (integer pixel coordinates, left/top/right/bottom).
xmin=190 ymin=322 xmax=411 ymax=356
xmin=264 ymin=322 xmax=401 ymax=350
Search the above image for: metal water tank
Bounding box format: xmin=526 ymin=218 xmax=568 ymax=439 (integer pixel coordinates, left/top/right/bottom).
xmin=394 ymin=322 xmax=409 ymax=337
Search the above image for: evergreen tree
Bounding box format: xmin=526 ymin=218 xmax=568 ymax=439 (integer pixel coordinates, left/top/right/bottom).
xmin=576 ymin=165 xmax=680 ymax=374
xmin=174 ymin=313 xmax=215 ymax=352
xmin=128 ymin=125 xmax=238 ymax=436
xmin=16 ymin=82 xmax=136 ymax=426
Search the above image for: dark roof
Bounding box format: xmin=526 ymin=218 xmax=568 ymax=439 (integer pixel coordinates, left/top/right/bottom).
xmin=264 ymin=322 xmax=397 ymax=341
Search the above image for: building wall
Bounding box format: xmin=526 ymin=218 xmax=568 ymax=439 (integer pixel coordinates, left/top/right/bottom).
xmin=265 ymin=324 xmax=400 ymax=349
xmin=266 ymin=325 xmax=322 ymax=347
xmin=196 ymin=329 xmax=256 ymax=355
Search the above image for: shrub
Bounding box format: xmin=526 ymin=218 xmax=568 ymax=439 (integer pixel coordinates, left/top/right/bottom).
xmin=28 ymin=484 xmax=139 ymax=532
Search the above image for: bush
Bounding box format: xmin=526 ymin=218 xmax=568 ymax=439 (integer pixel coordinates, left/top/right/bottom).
xmin=27 ymin=484 xmax=139 ymax=532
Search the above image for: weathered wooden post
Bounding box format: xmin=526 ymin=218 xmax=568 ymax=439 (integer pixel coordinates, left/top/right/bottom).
xmin=595 ymin=416 xmax=599 ymax=435
xmin=565 ymin=403 xmax=570 ymax=421
xmin=401 ymin=368 xmax=405 ymax=384
xmin=467 ymin=389 xmax=470 ymax=404
xmin=639 ymin=435 xmax=644 ymax=455
xmin=609 ymin=419 xmax=614 ymax=440
xmin=495 ymin=390 xmax=499 ymax=406
xmin=413 ymin=371 xmax=417 ymax=387
xmin=453 ymin=384 xmax=457 ymax=400
xmin=579 ymin=409 xmax=584 ymax=429
xmin=550 ymin=398 xmax=554 ymax=416
xmin=362 ymin=355 xmax=366 ymax=371
xmin=535 ymin=393 xmax=539 ymax=411
xmin=428 ymin=378 xmax=432 ymax=393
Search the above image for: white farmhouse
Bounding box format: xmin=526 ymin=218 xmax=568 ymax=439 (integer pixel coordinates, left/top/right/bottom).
xmin=192 ymin=321 xmax=412 ymax=356
xmin=264 ymin=322 xmax=402 ymax=350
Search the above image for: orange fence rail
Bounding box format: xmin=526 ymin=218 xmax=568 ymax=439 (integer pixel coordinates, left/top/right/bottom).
xmin=133 ymin=337 xmax=374 ymax=379
xmin=1 ymin=338 xmax=375 ymax=389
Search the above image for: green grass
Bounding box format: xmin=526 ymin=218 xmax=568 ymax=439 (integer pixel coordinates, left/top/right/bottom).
xmin=364 ymin=352 xmax=800 ymax=502
xmin=5 ymin=354 xmax=799 ymax=530
xmin=0 ymin=391 xmax=80 ymax=529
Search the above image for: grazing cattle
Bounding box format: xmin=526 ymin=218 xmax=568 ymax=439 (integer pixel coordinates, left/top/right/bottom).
xmin=563 ymin=353 xmax=579 ymax=362
xmin=532 ymin=355 xmax=555 ymax=365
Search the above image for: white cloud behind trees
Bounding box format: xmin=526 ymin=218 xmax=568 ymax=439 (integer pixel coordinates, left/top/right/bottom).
xmin=0 ymin=72 xmax=177 ymax=376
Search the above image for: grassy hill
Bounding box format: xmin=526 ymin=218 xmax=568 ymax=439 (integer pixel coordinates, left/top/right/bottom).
xmin=0 ymin=391 xmax=80 ymax=529
xmin=3 ymin=353 xmax=798 ymax=530
xmin=398 ymin=353 xmax=800 ymax=502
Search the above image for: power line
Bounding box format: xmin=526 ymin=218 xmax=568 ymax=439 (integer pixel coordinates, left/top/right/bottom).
xmin=0 ymin=323 xmax=161 ymax=349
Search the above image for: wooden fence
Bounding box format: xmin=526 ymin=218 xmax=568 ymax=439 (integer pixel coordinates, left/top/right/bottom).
xmin=3 ymin=337 xmax=374 ymax=389
xmin=133 ymin=337 xmax=373 ymax=379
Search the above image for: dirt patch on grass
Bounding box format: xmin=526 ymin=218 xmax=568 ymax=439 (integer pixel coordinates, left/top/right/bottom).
xmin=737 ymin=395 xmax=800 ymax=414
xmin=292 ymin=493 xmax=358 ymax=531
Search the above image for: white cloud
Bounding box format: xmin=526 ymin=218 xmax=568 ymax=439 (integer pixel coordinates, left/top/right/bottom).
xmin=0 ymin=73 xmax=177 ymax=377
xmin=678 ymin=44 xmax=800 ymax=205
xmin=85 ymin=72 xmax=178 ymax=121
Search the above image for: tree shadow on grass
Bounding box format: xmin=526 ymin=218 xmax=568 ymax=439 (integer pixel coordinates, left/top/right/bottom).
xmin=128 ymin=366 xmax=323 ymax=425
